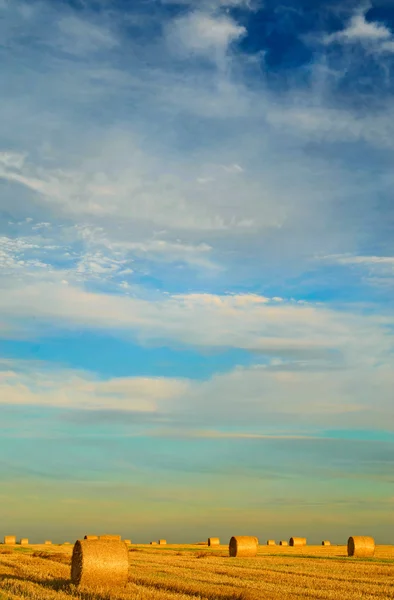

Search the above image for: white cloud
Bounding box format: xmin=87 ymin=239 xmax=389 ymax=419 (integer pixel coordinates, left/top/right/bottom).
xmin=1 ymin=357 xmax=394 ymax=432
xmin=0 ymin=151 xmax=26 ymax=169
xmin=325 ymin=10 xmax=394 ymax=53
xmin=0 ymin=280 xmax=391 ymax=371
xmin=162 ymin=0 xmax=255 ymax=10
xmin=0 ymin=366 xmax=187 ymax=412
xmin=167 ymin=11 xmax=246 ymax=65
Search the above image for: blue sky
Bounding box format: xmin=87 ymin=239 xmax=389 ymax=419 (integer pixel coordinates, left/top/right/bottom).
xmin=1 ymin=0 xmax=394 ymax=544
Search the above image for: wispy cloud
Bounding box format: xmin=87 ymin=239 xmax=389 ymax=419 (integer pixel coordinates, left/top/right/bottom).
xmin=322 ymin=254 xmax=394 ymax=266
xmin=319 ymin=254 xmax=394 ymax=287
xmin=55 ymin=14 xmax=118 ymax=55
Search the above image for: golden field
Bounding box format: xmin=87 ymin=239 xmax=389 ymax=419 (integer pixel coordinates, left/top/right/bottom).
xmin=1 ymin=542 xmax=394 ymax=600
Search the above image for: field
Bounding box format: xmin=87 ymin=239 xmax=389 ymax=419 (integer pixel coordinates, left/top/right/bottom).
xmin=1 ymin=543 xmax=394 ymax=600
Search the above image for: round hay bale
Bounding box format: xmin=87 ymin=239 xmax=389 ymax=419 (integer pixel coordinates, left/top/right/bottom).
xmin=267 ymin=540 xmax=276 ymax=546
xmin=229 ymin=536 xmax=258 ymax=558
xmin=279 ymin=540 xmax=288 ymax=546
xmin=208 ymin=537 xmax=220 ymax=547
xmin=322 ymin=540 xmax=331 ymax=546
xmin=289 ymin=537 xmax=306 ymax=547
xmin=44 ymin=541 xmax=52 ymax=545
xmin=4 ymin=536 xmax=16 ymax=545
xmin=347 ymin=536 xmax=375 ymax=557
xmin=20 ymin=539 xmax=29 ymax=545
xmin=63 ymin=542 xmax=71 ymax=545
xmin=158 ymin=539 xmax=167 ymax=545
xmin=71 ymin=539 xmax=129 ymax=588
xmin=123 ymin=539 xmax=131 ymax=545
xmin=150 ymin=541 xmax=158 ymax=545
xmin=99 ymin=534 xmax=121 ymax=541
xmin=84 ymin=535 xmax=99 ymax=541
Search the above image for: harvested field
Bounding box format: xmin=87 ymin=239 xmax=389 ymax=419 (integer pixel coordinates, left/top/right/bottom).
xmin=1 ymin=543 xmax=394 ymax=599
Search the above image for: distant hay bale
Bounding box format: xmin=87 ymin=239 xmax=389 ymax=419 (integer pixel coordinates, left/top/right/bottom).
xmin=4 ymin=536 xmax=16 ymax=545
xmin=20 ymin=539 xmax=29 ymax=546
xmin=150 ymin=541 xmax=158 ymax=545
xmin=279 ymin=540 xmax=288 ymax=546
xmin=229 ymin=536 xmax=258 ymax=558
xmin=158 ymin=539 xmax=167 ymax=545
xmin=63 ymin=542 xmax=71 ymax=545
xmin=84 ymin=535 xmax=99 ymax=541
xmin=208 ymin=537 xmax=220 ymax=547
xmin=267 ymin=540 xmax=276 ymax=546
xmin=322 ymin=540 xmax=331 ymax=546
xmin=347 ymin=536 xmax=375 ymax=557
xmin=123 ymin=540 xmax=131 ymax=545
xmin=44 ymin=541 xmax=52 ymax=545
xmin=99 ymin=535 xmax=121 ymax=541
xmin=71 ymin=539 xmax=129 ymax=588
xmin=289 ymin=537 xmax=306 ymax=547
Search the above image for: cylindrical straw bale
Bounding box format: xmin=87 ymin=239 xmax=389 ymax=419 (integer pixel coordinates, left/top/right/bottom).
xmin=44 ymin=541 xmax=52 ymax=545
xmin=99 ymin=534 xmax=121 ymax=541
xmin=150 ymin=541 xmax=158 ymax=545
xmin=208 ymin=537 xmax=220 ymax=546
xmin=289 ymin=537 xmax=306 ymax=547
xmin=20 ymin=539 xmax=29 ymax=545
xmin=347 ymin=536 xmax=375 ymax=557
xmin=158 ymin=539 xmax=167 ymax=545
xmin=267 ymin=540 xmax=276 ymax=546
xmin=123 ymin=539 xmax=131 ymax=545
xmin=322 ymin=540 xmax=331 ymax=546
xmin=84 ymin=535 xmax=99 ymax=541
xmin=71 ymin=539 xmax=129 ymax=588
xmin=279 ymin=540 xmax=288 ymax=546
xmin=229 ymin=536 xmax=258 ymax=557
xmin=4 ymin=536 xmax=16 ymax=545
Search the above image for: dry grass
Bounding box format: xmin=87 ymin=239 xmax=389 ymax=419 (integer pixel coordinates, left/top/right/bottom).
xmin=1 ymin=543 xmax=394 ymax=600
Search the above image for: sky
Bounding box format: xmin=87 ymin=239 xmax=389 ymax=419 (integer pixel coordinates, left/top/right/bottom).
xmin=0 ymin=0 xmax=394 ymax=545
